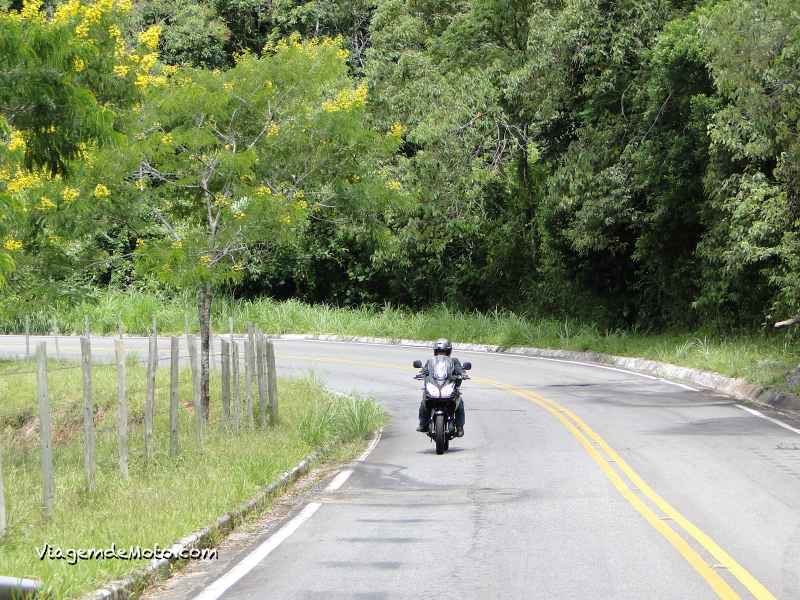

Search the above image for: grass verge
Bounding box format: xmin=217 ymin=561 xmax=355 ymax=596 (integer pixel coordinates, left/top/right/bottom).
xmin=0 ymin=358 xmax=383 ymax=599
xmin=0 ymin=290 xmax=799 ymax=387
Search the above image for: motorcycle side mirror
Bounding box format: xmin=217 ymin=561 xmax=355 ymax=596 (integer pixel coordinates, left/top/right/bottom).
xmin=462 ymin=361 xmax=472 ymax=370
xmin=413 ymin=360 xmax=423 ymax=368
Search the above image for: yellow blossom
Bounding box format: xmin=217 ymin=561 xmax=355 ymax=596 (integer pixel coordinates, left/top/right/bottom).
xmin=139 ymin=52 xmax=158 ymax=72
xmin=108 ymin=24 xmax=122 ymax=39
xmin=233 ymin=210 xmax=245 ymax=220
xmin=93 ymin=183 xmax=110 ymax=198
xmin=280 ymin=214 xmax=292 ymax=225
xmin=322 ymin=83 xmax=368 ymax=113
xmin=385 ymin=180 xmax=402 ymax=191
xmin=138 ymin=25 xmax=161 ymax=51
xmin=232 ymin=263 xmax=244 ymax=272
xmin=75 ymin=21 xmax=90 ymax=38
xmin=6 ymin=168 xmax=42 ymax=194
xmin=135 ymin=238 xmax=145 ymax=249
xmin=37 ymin=196 xmax=56 ymax=211
xmin=53 ymin=0 xmax=80 ymax=23
xmin=163 ymin=64 xmax=179 ymax=76
xmin=113 ymin=64 xmax=129 ymax=77
xmin=223 ymin=82 xmax=234 ymax=92
xmin=255 ymin=185 xmax=272 ymax=197
xmin=266 ymin=122 xmax=279 ymax=137
xmin=336 ymin=48 xmax=349 ymax=60
xmin=7 ymin=130 xmax=26 ymax=152
xmin=200 ymin=254 xmax=212 ymax=265
xmin=20 ymin=0 xmax=43 ymax=21
xmin=3 ymin=238 xmax=23 ymax=252
xmin=171 ymin=239 xmax=183 ymax=249
xmin=73 ymin=56 xmax=86 ymax=73
xmin=161 ymin=133 xmax=173 ymax=145
xmin=389 ymin=122 xmax=406 ymax=137
xmin=62 ymin=187 xmax=80 ymax=203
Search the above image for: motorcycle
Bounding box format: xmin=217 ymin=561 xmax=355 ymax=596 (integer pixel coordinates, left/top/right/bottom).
xmin=413 ymin=356 xmax=471 ymax=454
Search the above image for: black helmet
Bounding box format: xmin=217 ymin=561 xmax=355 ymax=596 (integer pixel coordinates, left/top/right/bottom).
xmin=433 ymin=338 xmax=452 ymax=356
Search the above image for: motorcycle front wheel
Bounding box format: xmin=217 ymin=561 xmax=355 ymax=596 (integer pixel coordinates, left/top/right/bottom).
xmin=434 ymin=414 xmax=447 ymax=455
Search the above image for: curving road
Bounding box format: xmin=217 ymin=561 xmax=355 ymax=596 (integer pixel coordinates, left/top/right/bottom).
xmin=3 ymin=335 xmax=800 ymax=599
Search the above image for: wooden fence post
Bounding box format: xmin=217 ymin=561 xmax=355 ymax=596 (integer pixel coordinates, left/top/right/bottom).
xmin=169 ymin=337 xmax=179 ymax=457
xmin=80 ymin=337 xmax=96 ymax=491
xmin=255 ymin=334 xmax=267 ymax=428
xmin=221 ymin=339 xmax=231 ymax=426
xmin=246 ymin=325 xmax=255 ymax=426
xmin=51 ymin=319 xmax=59 ymax=359
xmin=114 ymin=338 xmax=129 ymax=480
xmin=187 ymin=334 xmax=202 ymax=445
xmin=232 ymin=341 xmax=241 ymax=434
xmin=144 ymin=332 xmax=157 ymax=463
xmin=0 ymin=446 xmax=6 ymax=537
xmin=37 ymin=343 xmax=54 ymax=517
xmin=266 ymin=340 xmax=278 ymax=426
xmin=152 ymin=315 xmax=158 ymax=358
xmin=84 ymin=315 xmax=90 ymax=340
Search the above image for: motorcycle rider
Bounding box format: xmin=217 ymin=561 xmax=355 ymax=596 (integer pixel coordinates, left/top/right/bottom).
xmin=416 ymin=338 xmax=466 ymax=437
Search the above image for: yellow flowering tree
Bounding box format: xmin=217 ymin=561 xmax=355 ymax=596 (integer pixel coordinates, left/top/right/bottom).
xmin=0 ymin=0 xmax=163 ymax=289
xmin=101 ymin=35 xmax=403 ymax=416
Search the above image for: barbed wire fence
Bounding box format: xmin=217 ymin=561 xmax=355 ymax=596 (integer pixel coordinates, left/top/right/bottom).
xmin=0 ymin=318 xmax=279 ymax=531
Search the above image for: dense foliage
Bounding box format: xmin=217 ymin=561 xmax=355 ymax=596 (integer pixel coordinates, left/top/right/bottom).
xmin=1 ymin=0 xmax=798 ymax=331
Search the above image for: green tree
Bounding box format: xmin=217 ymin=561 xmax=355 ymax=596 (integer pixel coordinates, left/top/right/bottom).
xmin=94 ymin=36 xmax=403 ymax=415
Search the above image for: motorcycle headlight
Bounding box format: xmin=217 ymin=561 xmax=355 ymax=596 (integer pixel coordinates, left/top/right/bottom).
xmin=425 ymin=382 xmax=440 ymax=397
xmin=439 ymin=382 xmax=456 ymax=397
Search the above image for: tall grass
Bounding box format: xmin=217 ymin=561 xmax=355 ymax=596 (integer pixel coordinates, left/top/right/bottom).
xmin=0 ymin=358 xmax=383 ymax=598
xmin=0 ymin=289 xmax=798 ymax=386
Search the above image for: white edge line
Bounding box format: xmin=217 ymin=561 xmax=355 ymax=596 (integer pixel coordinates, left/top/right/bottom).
xmin=192 ymin=502 xmax=322 ymax=600
xmin=324 ymin=469 xmax=353 ymax=492
xmin=192 ymin=427 xmax=383 ymax=600
xmin=736 ymin=404 xmax=800 ymax=436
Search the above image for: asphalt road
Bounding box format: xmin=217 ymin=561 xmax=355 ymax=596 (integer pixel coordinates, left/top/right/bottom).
xmin=3 ymin=335 xmax=800 ymax=599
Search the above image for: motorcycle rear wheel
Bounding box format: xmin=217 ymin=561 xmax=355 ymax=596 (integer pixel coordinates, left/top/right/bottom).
xmin=434 ymin=414 xmax=447 ymax=455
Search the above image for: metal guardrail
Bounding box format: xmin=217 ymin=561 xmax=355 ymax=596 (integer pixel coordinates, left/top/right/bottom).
xmin=0 ymin=577 xmax=41 ymax=599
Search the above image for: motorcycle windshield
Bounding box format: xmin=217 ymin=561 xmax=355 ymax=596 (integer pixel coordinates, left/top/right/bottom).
xmin=431 ymin=356 xmax=453 ymax=381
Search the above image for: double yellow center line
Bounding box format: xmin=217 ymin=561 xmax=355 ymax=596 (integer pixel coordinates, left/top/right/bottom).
xmin=481 ymin=377 xmax=776 ymax=600
xmin=284 ymin=351 xmax=777 ymax=599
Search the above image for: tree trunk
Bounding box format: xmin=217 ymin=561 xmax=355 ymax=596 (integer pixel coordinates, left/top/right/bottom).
xmin=197 ymin=282 xmax=212 ymax=420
